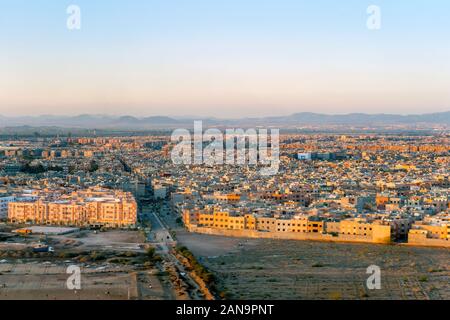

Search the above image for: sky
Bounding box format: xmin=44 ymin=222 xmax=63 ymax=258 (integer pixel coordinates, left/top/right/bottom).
xmin=0 ymin=0 xmax=449 ymax=118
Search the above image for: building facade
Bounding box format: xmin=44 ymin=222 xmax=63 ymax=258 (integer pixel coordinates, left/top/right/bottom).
xmin=8 ymin=188 xmax=137 ymax=228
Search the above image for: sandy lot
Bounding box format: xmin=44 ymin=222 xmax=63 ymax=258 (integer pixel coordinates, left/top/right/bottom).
xmin=56 ymin=230 xmax=146 ymax=252
xmin=176 ymin=230 xmax=250 ymax=256
xmin=177 ymin=232 xmax=450 ymax=300
xmin=0 ymin=261 xmax=173 ymax=300
xmin=0 ymin=229 xmax=175 ymax=300
xmin=0 ymin=261 xmax=174 ymax=300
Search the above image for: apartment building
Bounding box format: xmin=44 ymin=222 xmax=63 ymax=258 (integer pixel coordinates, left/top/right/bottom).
xmin=408 ymin=214 xmax=449 ymax=247
xmin=8 ymin=188 xmax=137 ymax=228
xmin=0 ymin=196 xmax=15 ymax=219
xmin=183 ymin=208 xmax=391 ymax=243
xmin=326 ymin=218 xmax=391 ymax=243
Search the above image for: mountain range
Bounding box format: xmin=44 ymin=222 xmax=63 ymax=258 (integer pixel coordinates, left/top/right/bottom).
xmin=0 ymin=111 xmax=449 ymax=129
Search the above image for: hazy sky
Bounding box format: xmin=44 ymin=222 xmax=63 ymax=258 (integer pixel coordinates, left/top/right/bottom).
xmin=1 ymin=0 xmax=449 ymax=117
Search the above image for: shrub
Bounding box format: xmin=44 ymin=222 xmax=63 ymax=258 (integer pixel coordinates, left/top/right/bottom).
xmin=90 ymin=251 xmax=106 ymax=261
xmin=124 ymin=251 xmax=138 ymax=258
xmin=312 ymin=262 xmax=324 ymax=268
xmin=176 ymin=246 xmax=215 ymax=285
xmin=329 ymin=292 xmax=343 ymax=300
xmin=146 ymin=247 xmax=156 ymax=259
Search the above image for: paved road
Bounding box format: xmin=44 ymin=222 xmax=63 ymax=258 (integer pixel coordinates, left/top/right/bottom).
xmin=141 ymin=204 xmax=204 ymax=299
xmin=143 ymin=207 xmax=174 ymax=251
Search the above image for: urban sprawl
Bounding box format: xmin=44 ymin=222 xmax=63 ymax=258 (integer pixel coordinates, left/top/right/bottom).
xmin=1 ymin=133 xmax=449 ymax=248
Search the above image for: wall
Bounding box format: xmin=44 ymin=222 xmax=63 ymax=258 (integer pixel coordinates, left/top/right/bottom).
xmin=407 ymin=233 xmax=450 ymax=248
xmin=187 ymin=226 xmax=391 ymax=244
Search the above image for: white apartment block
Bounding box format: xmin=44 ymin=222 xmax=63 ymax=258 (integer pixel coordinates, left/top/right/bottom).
xmin=0 ymin=196 xmax=16 ymax=219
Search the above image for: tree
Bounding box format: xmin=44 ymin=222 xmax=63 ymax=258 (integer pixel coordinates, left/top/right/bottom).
xmin=146 ymin=247 xmax=156 ymax=259
xmin=88 ymin=160 xmax=99 ymax=172
xmin=21 ymin=162 xmax=46 ymax=174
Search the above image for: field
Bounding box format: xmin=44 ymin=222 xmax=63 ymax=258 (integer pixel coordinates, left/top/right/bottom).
xmin=176 ymin=231 xmax=450 ymax=300
xmin=1 ymin=225 xmax=449 ymax=300
xmin=0 ymin=262 xmax=172 ymax=300
xmin=0 ymin=229 xmax=175 ymax=300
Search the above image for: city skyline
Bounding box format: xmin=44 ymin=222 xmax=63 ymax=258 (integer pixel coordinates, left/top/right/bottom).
xmin=0 ymin=0 xmax=448 ymax=306
xmin=1 ymin=0 xmax=450 ymax=117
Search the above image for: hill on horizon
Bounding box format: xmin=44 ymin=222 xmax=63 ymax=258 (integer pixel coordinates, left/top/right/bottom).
xmin=0 ymin=111 xmax=449 ymax=129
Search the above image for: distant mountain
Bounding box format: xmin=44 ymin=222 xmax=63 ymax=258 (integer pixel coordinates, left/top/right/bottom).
xmin=217 ymin=111 xmax=450 ymax=127
xmin=282 ymin=112 xmax=450 ymax=125
xmin=0 ymin=111 xmax=449 ymax=129
xmin=141 ymin=116 xmax=180 ymax=124
xmin=0 ymin=114 xmax=180 ymax=128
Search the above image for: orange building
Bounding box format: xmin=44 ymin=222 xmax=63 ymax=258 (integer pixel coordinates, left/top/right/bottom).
xmin=8 ymin=188 xmax=137 ymax=228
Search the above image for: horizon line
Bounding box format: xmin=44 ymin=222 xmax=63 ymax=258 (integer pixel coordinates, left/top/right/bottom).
xmin=1 ymin=110 xmax=450 ymax=120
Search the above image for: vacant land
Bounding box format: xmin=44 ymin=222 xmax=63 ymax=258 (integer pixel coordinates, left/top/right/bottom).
xmin=176 ymin=231 xmax=450 ymax=300
xmin=0 ymin=229 xmax=175 ymax=300
xmin=53 ymin=229 xmax=146 ymax=252
xmin=0 ymin=262 xmax=172 ymax=300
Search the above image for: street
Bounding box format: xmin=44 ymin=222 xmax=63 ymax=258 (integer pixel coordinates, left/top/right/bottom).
xmin=140 ymin=203 xmax=206 ymax=300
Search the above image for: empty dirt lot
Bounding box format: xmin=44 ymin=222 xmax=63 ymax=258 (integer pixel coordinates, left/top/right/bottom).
xmin=0 ymin=229 xmax=176 ymax=300
xmin=0 ymin=261 xmax=174 ymax=300
xmin=176 ymin=231 xmax=450 ymax=300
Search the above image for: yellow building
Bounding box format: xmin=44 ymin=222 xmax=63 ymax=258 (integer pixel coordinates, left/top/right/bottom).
xmin=183 ymin=209 xmax=391 ymax=244
xmin=408 ymin=223 xmax=449 ymax=247
xmin=213 ymin=193 xmax=241 ymax=203
xmin=326 ymin=218 xmax=391 ymax=243
xmin=409 ymin=223 xmax=449 ymax=240
xmin=183 ymin=210 xmax=324 ymax=234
